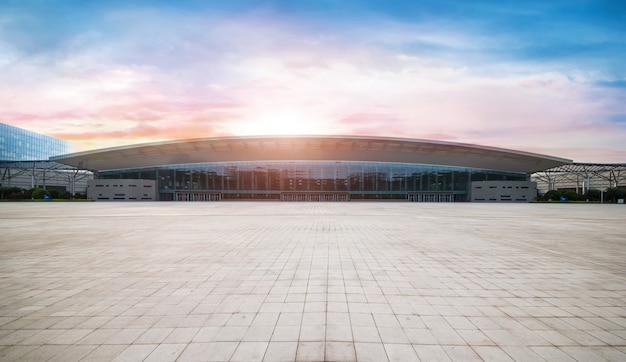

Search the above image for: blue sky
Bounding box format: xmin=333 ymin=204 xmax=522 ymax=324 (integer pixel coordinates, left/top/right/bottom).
xmin=1 ymin=0 xmax=625 ymax=162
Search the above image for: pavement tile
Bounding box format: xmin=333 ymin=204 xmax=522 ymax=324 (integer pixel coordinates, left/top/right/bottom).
xmin=135 ymin=327 xmax=174 ymax=344
xmin=82 ymin=344 xmax=127 ymax=361
xmin=144 ymin=343 xmax=186 ymax=362
xmin=473 ymin=345 xmax=516 ymax=361
xmin=271 ymin=325 xmax=300 ymax=342
xmin=299 ymin=324 xmax=325 ymax=341
xmin=442 ymin=345 xmax=482 ymax=361
xmin=326 ymin=324 xmax=353 ymax=342
xmin=530 ymin=346 xmax=578 ymax=361
xmin=104 ymin=328 xmax=145 ymax=344
xmin=20 ymin=345 xmax=68 ymax=361
xmin=384 ymin=343 xmax=418 ymax=362
xmin=354 ymin=342 xmax=389 ymax=362
xmin=162 ymin=327 xmax=199 ymax=343
xmin=230 ymin=341 xmax=268 ymax=361
xmin=177 ymin=342 xmax=211 ymax=362
xmin=351 ymin=326 xmax=382 ymax=343
xmin=112 ymin=344 xmax=157 ymax=361
xmin=243 ymin=326 xmax=274 ymax=341
xmin=589 ymin=346 xmax=626 ymax=361
xmin=413 ymin=345 xmax=452 ymax=361
xmin=0 ymin=330 xmax=39 ymax=346
xmin=1 ymin=203 xmax=625 ymax=362
xmin=263 ymin=341 xmax=298 ymax=361
xmin=296 ymin=341 xmax=324 ymax=361
xmin=48 ymin=345 xmax=97 ymax=362
xmin=325 ymin=341 xmax=356 ymax=361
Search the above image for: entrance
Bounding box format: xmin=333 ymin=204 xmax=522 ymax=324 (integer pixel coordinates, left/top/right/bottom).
xmin=281 ymin=192 xmax=350 ymax=201
xmin=407 ymin=193 xmax=453 ymax=202
xmin=174 ymin=192 xmax=222 ymax=201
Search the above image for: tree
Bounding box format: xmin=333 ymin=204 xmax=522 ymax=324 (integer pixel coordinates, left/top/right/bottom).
xmin=605 ymin=187 xmax=626 ymax=203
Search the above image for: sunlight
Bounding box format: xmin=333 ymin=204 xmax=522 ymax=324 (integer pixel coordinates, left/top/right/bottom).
xmin=231 ymin=110 xmax=325 ymax=136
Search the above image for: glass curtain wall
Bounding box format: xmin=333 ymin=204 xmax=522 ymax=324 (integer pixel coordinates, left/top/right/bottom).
xmin=98 ymin=161 xmax=526 ymax=201
xmin=1 ymin=123 xmax=70 ymax=161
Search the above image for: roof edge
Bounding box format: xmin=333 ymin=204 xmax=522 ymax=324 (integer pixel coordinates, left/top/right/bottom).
xmin=51 ymin=134 xmax=573 ymax=164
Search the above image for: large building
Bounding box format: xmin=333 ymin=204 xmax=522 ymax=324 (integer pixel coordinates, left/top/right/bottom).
xmin=53 ymin=136 xmax=571 ymax=202
xmin=0 ymin=123 xmax=90 ymax=193
xmin=0 ymin=123 xmax=70 ymax=161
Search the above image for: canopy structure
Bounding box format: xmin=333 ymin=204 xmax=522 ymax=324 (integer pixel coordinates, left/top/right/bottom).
xmin=532 ymin=163 xmax=626 ymax=193
xmin=0 ymin=161 xmax=92 ymax=194
xmin=52 ymin=135 xmax=571 ymax=174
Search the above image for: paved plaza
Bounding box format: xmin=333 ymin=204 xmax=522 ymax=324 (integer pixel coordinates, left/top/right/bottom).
xmin=1 ymin=202 xmax=625 ymax=361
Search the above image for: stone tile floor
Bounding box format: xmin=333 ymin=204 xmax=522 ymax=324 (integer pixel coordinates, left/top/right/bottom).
xmin=0 ymin=202 xmax=625 ymax=361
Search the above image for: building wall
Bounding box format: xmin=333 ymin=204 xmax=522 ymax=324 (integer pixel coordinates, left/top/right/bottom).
xmin=471 ymin=181 xmax=537 ymax=202
xmin=1 ymin=123 xmax=70 ymax=161
xmin=87 ymin=179 xmax=156 ymax=201
xmin=0 ymin=124 xmax=85 ymax=194
xmin=98 ymin=161 xmax=529 ymax=202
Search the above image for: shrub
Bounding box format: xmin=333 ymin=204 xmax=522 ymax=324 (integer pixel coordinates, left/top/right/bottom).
xmin=0 ymin=186 xmax=22 ymax=199
xmin=561 ymin=190 xmax=579 ymax=202
xmin=543 ymin=190 xmax=561 ymax=201
xmin=584 ymin=189 xmax=601 ymax=201
xmin=543 ymin=189 xmax=580 ymax=202
xmin=7 ymin=192 xmax=29 ymax=199
xmin=31 ymin=188 xmax=50 ymax=199
xmin=605 ymin=187 xmax=626 ymax=203
xmin=47 ymin=189 xmax=61 ymax=199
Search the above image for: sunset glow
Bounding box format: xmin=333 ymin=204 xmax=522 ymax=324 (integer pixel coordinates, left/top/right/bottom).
xmin=0 ymin=1 xmax=625 ymax=162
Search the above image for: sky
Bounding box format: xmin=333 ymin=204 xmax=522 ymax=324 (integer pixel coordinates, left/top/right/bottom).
xmin=1 ymin=0 xmax=625 ymax=162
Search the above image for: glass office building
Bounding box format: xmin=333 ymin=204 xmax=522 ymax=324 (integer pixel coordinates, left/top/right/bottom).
xmin=98 ymin=161 xmax=526 ymax=202
xmin=0 ymin=123 xmax=70 ymax=161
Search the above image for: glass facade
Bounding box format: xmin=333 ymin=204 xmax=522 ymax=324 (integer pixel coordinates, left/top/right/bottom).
xmin=99 ymin=161 xmax=527 ymax=202
xmin=0 ymin=123 xmax=70 ymax=161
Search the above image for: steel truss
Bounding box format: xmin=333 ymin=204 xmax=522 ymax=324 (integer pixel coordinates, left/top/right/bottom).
xmin=0 ymin=161 xmax=93 ymax=195
xmin=532 ymin=163 xmax=626 ymax=194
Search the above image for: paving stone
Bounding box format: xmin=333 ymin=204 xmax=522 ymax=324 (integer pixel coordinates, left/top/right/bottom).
xmin=144 ymin=343 xmax=186 ymax=362
xmin=112 ymin=344 xmax=157 ymax=361
xmin=263 ymin=341 xmax=297 ymax=361
xmin=384 ymin=343 xmax=418 ymax=362
xmin=230 ymin=341 xmax=268 ymax=361
xmin=295 ymin=341 xmax=324 ymax=361
xmin=0 ymin=203 xmax=625 ymax=361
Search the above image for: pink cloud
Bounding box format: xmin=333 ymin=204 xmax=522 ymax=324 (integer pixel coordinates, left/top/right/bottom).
xmin=1 ymin=9 xmax=624 ymax=163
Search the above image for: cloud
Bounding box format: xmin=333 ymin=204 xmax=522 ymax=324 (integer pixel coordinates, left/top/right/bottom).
xmin=0 ymin=1 xmax=624 ymax=163
xmin=595 ymin=79 xmax=626 ymax=88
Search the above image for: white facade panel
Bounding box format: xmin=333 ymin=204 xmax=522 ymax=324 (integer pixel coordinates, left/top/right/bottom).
xmin=471 ymin=181 xmax=537 ymax=202
xmin=88 ymin=179 xmax=156 ymax=201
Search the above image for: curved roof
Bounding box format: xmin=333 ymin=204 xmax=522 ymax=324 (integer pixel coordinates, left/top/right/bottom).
xmin=52 ymin=135 xmax=572 ymax=173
